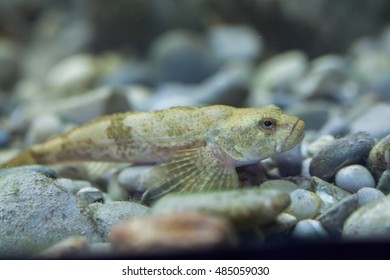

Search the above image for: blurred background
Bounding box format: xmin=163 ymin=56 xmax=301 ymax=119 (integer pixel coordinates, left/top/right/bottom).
xmin=0 ymin=0 xmax=390 ymax=148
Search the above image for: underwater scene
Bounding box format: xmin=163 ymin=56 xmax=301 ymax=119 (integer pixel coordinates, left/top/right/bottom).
xmin=0 ymin=0 xmax=389 ymax=259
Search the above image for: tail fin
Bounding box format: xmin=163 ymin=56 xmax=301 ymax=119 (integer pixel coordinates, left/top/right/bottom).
xmin=0 ymin=149 xmax=38 ymax=168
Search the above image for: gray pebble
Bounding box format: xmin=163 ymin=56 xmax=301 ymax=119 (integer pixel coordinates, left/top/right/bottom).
xmin=317 ymin=195 xmax=358 ymax=238
xmin=275 ymin=144 xmax=302 ymax=177
xmin=317 ymin=115 xmax=350 ymax=137
xmin=290 ymin=219 xmax=329 ymax=241
xmin=76 ymin=187 xmax=104 ymax=204
xmin=335 ymin=164 xmax=376 ymax=193
xmin=16 ymin=165 xmax=57 ymax=179
xmin=89 ymin=201 xmax=149 ymax=239
xmin=376 ymin=170 xmax=390 ymax=194
xmin=307 ymin=135 xmax=335 ymax=157
xmin=55 ymin=178 xmax=80 ymax=194
xmin=25 ymin=114 xmax=63 ymax=146
xmin=208 ymin=24 xmax=262 ymax=63
xmin=0 ymin=128 xmax=10 ymax=147
xmin=117 ymin=166 xmax=154 ymax=193
xmin=0 ymin=169 xmax=101 ymax=258
xmin=151 ymin=188 xmax=291 ymax=229
xmin=261 ymin=213 xmax=297 ymax=236
xmin=259 ymin=179 xmax=298 ymax=193
xmin=312 ymin=176 xmax=352 ymax=213
xmin=285 ymin=189 xmax=322 ymax=220
xmin=350 ymin=103 xmax=390 ymax=139
xmin=368 ymin=133 xmax=390 ymax=181
xmin=343 ymin=195 xmax=390 ymax=240
xmin=357 ymin=187 xmax=385 ymax=207
xmin=310 ymin=132 xmax=375 ymax=181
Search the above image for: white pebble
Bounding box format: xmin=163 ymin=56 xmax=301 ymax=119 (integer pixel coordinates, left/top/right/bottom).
xmin=290 ymin=219 xmax=329 ymax=241
xmin=335 ymin=164 xmax=376 ymax=193
xmin=285 ymin=189 xmax=322 ymax=220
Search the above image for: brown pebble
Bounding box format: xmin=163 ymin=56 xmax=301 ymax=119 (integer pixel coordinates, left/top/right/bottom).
xmin=109 ymin=212 xmax=235 ymax=254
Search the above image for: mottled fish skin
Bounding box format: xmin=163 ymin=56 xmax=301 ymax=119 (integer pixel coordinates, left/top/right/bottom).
xmin=1 ymin=105 xmax=305 ymax=200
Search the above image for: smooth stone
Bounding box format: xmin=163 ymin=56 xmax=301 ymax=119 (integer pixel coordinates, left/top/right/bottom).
xmin=122 ymin=85 xmax=153 ymax=112
xmin=149 ymin=30 xmax=218 ymax=84
xmin=353 ymin=51 xmax=390 ymax=85
xmin=45 ymin=54 xmax=97 ymax=92
xmin=312 ymin=177 xmax=352 ymax=213
xmin=317 ymin=115 xmax=350 ymax=137
xmin=285 ymin=189 xmax=322 ymax=220
xmin=317 ymin=195 xmax=358 ymax=238
xmin=110 ymin=212 xmax=234 ymax=254
xmin=307 ymin=135 xmax=335 ymax=157
xmin=350 ymin=104 xmax=390 ymax=139
xmin=367 ymin=133 xmax=390 ymax=181
xmin=76 ymin=187 xmax=104 ymax=204
xmin=376 ymin=170 xmax=390 ymax=195
xmin=343 ymin=195 xmax=390 ymax=240
xmin=34 ymin=236 xmax=88 ymax=259
xmin=275 ymin=144 xmax=302 ymax=177
xmin=301 ymin=158 xmax=312 ymax=179
xmin=310 ymin=132 xmax=375 ymax=181
xmin=151 ymin=188 xmax=291 ymax=229
xmin=248 ymin=50 xmax=308 ymax=107
xmin=89 ymin=201 xmax=149 ymax=239
xmin=290 ymin=219 xmax=329 ymax=241
xmin=294 ymin=55 xmax=350 ymax=100
xmin=117 ymin=166 xmax=154 ymax=193
xmin=259 ymin=180 xmax=298 ymax=193
xmin=24 ymin=114 xmax=63 ymax=146
xmin=55 ymin=178 xmax=80 ymax=194
xmin=208 ymin=24 xmax=262 ymax=63
xmin=260 ymin=213 xmax=297 ymax=236
xmin=357 ymin=187 xmax=385 ymax=207
xmin=0 ymin=128 xmax=10 ymax=147
xmin=0 ymin=170 xmax=101 ymax=258
xmin=335 ymin=164 xmax=376 ymax=193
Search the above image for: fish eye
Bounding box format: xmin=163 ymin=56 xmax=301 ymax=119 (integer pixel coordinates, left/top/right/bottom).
xmin=259 ymin=118 xmax=276 ymax=130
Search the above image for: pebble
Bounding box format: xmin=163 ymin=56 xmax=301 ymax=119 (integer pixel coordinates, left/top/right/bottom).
xmin=149 ymin=30 xmax=218 ymax=84
xmin=290 ymin=219 xmax=329 ymax=241
xmin=286 ymin=101 xmax=330 ymax=131
xmin=275 ymin=144 xmax=303 ymax=177
xmin=301 ymin=158 xmax=312 ymax=179
xmin=259 ymin=180 xmax=298 ymax=193
xmin=342 ymin=195 xmax=390 ymax=240
xmin=248 ymin=50 xmax=308 ymax=107
xmin=15 ymin=165 xmax=57 ymax=179
xmin=335 ymin=164 xmax=376 ymax=193
xmin=307 ymin=135 xmax=335 ymax=157
xmin=285 ymin=189 xmax=322 ymax=220
xmin=310 ymin=132 xmax=375 ymax=181
xmin=24 ymin=114 xmax=63 ymax=146
xmin=151 ymin=188 xmax=291 ymax=229
xmin=0 ymin=128 xmax=10 ymax=147
xmin=34 ymin=236 xmax=88 ymax=259
xmin=367 ymin=133 xmax=390 ymax=181
xmin=0 ymin=169 xmax=101 ymax=258
xmin=350 ymin=103 xmax=390 ymax=139
xmin=317 ymin=195 xmax=358 ymax=238
xmin=117 ymin=166 xmax=154 ymax=193
xmin=45 ymin=54 xmax=97 ymax=93
xmin=260 ymin=213 xmax=297 ymax=236
xmin=76 ymin=187 xmax=104 ymax=204
xmin=357 ymin=187 xmax=385 ymax=207
xmin=376 ymin=170 xmax=390 ymax=194
xmin=55 ymin=178 xmax=80 ymax=194
xmin=317 ymin=115 xmax=350 ymax=137
xmin=207 ymin=24 xmax=262 ymax=63
xmin=110 ymin=212 xmax=234 ymax=254
xmin=89 ymin=201 xmax=149 ymax=239
xmin=312 ymin=176 xmax=352 ymax=213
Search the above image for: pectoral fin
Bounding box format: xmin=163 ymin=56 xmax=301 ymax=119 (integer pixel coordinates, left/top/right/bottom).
xmin=141 ymin=146 xmax=239 ymax=203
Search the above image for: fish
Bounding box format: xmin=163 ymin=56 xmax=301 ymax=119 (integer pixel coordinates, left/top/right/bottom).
xmin=0 ymin=105 xmax=305 ymax=201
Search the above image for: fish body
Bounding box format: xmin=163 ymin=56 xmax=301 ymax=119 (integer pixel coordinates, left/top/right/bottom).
xmin=1 ymin=105 xmax=304 ymax=200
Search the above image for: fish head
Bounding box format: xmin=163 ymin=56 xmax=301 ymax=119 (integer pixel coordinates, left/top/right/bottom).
xmin=211 ymin=105 xmax=305 ymax=166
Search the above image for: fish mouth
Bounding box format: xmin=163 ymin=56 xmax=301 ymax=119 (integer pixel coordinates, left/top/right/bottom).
xmin=276 ymin=118 xmax=305 ymax=153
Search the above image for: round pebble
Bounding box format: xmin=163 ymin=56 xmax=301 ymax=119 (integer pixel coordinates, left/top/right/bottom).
xmin=285 ymin=189 xmax=322 ymax=220
xmin=259 ymin=179 xmax=298 ymax=193
xmin=310 ymin=132 xmax=375 ymax=181
xmin=117 ymin=166 xmax=153 ymax=192
xmin=335 ymin=164 xmax=376 ymax=193
xmin=307 ymin=135 xmax=335 ymax=156
xmin=357 ymin=187 xmax=385 ymax=207
xmin=76 ymin=187 xmax=104 ymax=204
xmin=55 ymin=178 xmax=80 ymax=194
xmin=275 ymin=144 xmax=303 ymax=177
xmin=290 ymin=219 xmax=329 ymax=241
